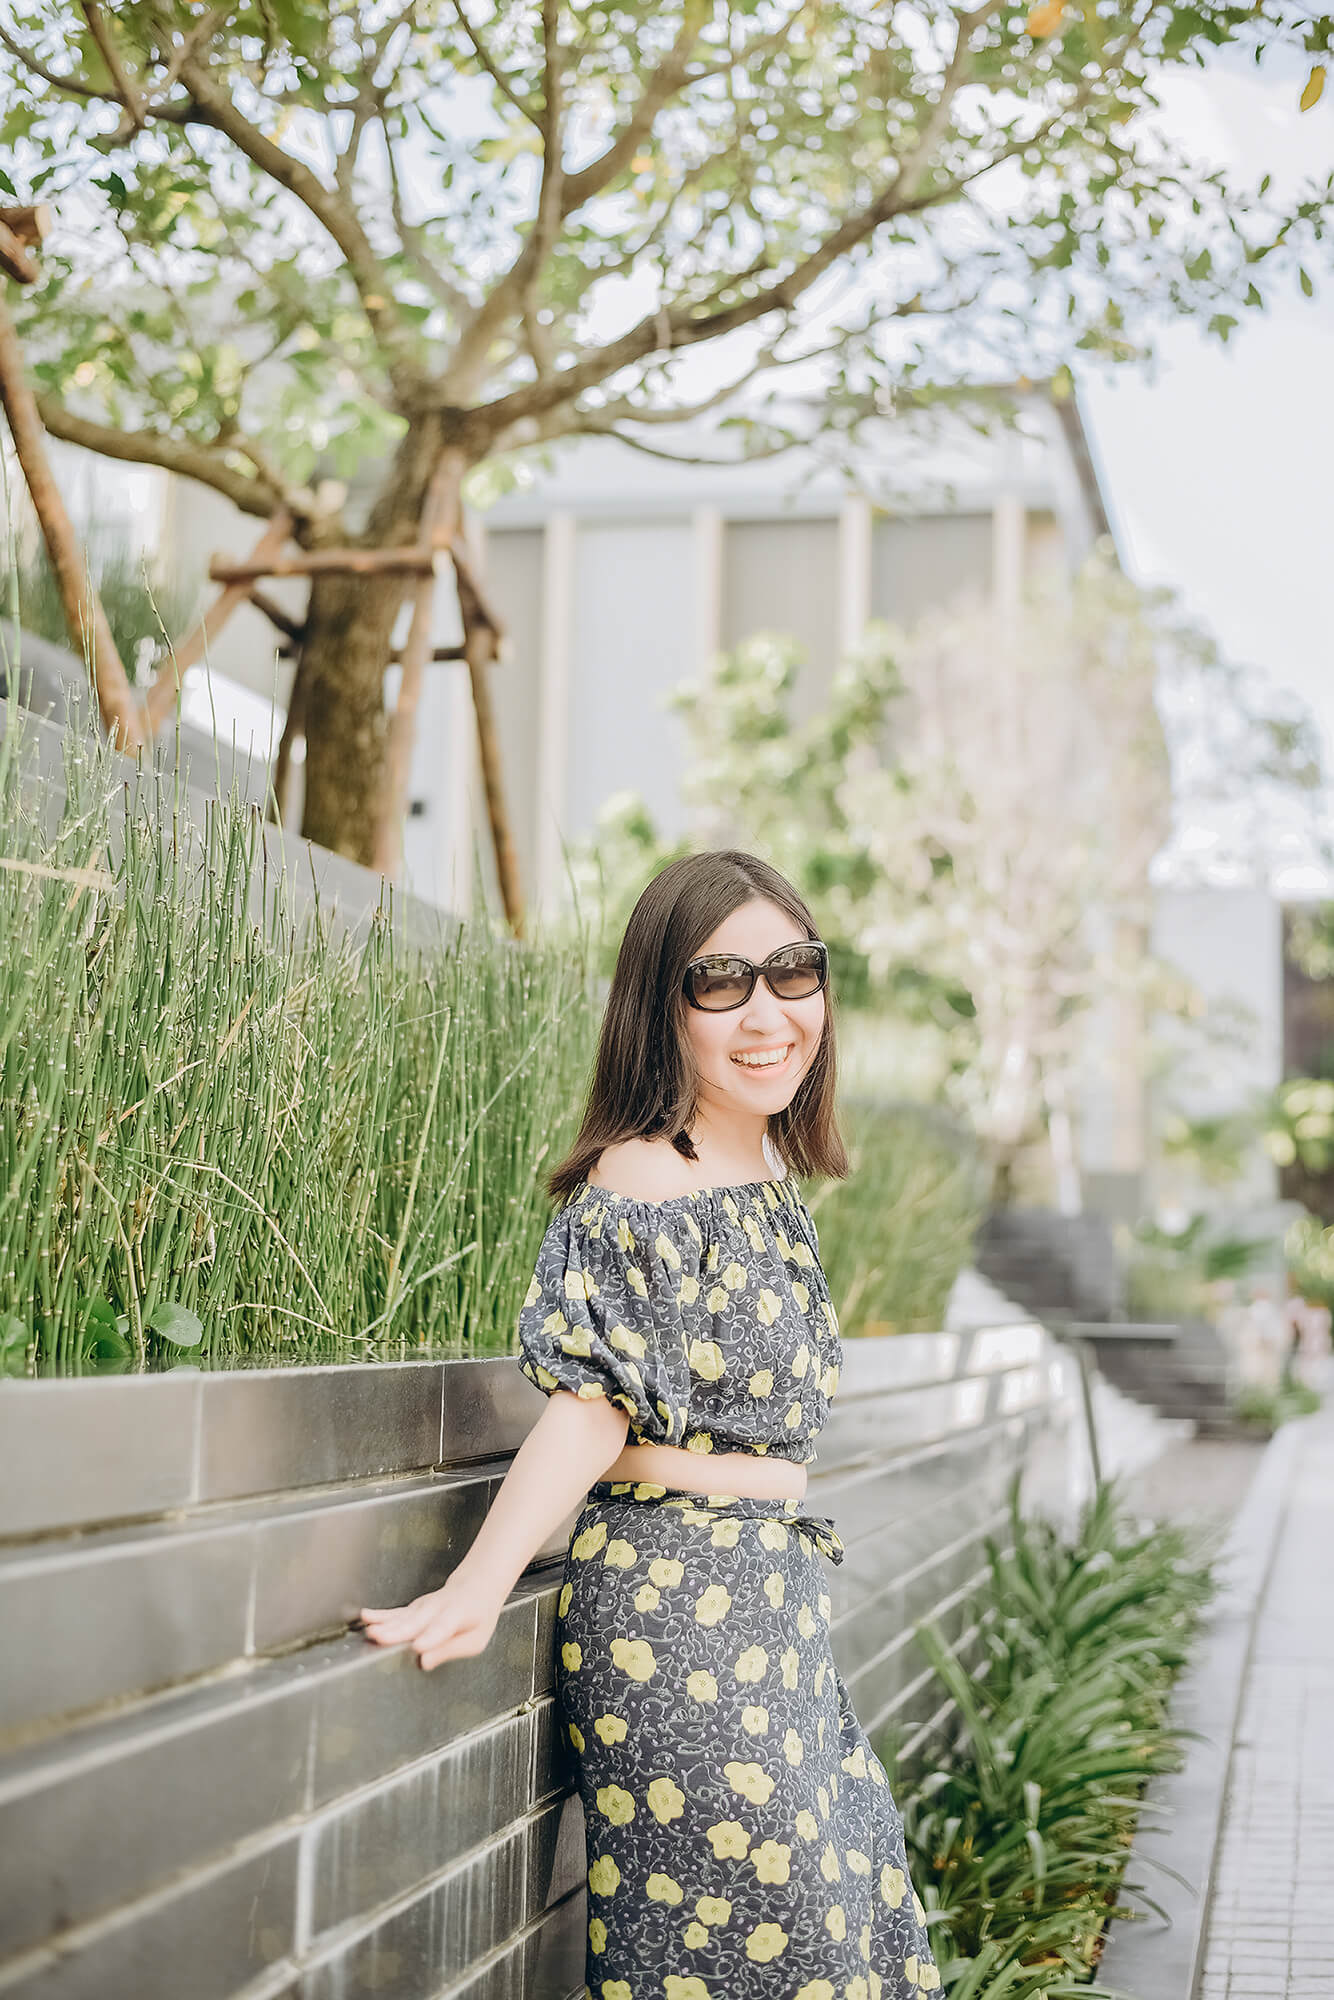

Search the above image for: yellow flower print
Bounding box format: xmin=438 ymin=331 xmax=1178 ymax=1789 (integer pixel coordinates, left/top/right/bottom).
xmin=634 ymin=1583 xmax=661 ymax=1613
xmin=706 ymin=1285 xmax=729 ymax=1312
xmin=791 ymin=1342 xmax=811 ymax=1379
xmin=705 ymin=1242 xmax=720 ymax=1273
xmin=745 ymin=1922 xmax=789 ymax=1963
xmin=596 ymin=1784 xmax=636 ymax=1826
xmin=758 ymin=1519 xmax=789 ymax=1551
xmin=593 ymin=1715 xmax=627 ymax=1748
xmin=816 ymin=1784 xmax=830 ymax=1818
xmin=560 ymin=1328 xmax=593 ymax=1359
xmin=561 ymin=1641 xmax=582 ymax=1671
xmin=705 ymin=1820 xmax=751 ymax=1860
xmin=604 ymin=1538 xmax=637 ymax=1569
xmin=711 ymin=1518 xmax=741 ymax=1550
xmin=568 ymin=1722 xmax=585 ymax=1752
xmin=523 ymin=1275 xmax=541 ymax=1308
xmin=603 ymin=1985 xmax=632 ymax=2000
xmin=530 ymin=1362 xmax=558 ymax=1391
xmin=647 ymin=1776 xmax=686 ymax=1824
xmin=722 ymin=1194 xmax=740 ymax=1223
xmin=818 ymin=1592 xmax=832 ymax=1621
xmin=743 ymin=1214 xmax=765 ymax=1251
xmin=615 ymin=1216 xmax=636 ymax=1252
xmin=724 ymin=1760 xmax=775 ymax=1805
xmin=904 ymin=1958 xmax=940 ymax=1993
xmin=722 ymin=1260 xmax=747 ymax=1291
xmin=752 ymin=1838 xmax=791 ymax=1885
xmin=695 ymin=1583 xmax=733 ymax=1627
xmin=793 ymin=1985 xmax=836 ymax=2000
xmin=557 ymin=1581 xmax=572 ymax=1617
xmin=649 ymin=1557 xmax=684 ymax=1588
xmin=846 ymin=1979 xmax=869 ymax=2000
xmin=792 ymin=1279 xmax=810 ymax=1310
xmin=860 ymin=1922 xmax=873 ymax=1962
xmin=797 ymin=1603 xmax=817 ymax=1638
xmin=588 ymin=1855 xmax=620 ymax=1896
xmin=826 ymin=1904 xmax=847 ymax=1941
xmin=678 ymin=1275 xmax=700 ymax=1306
xmin=588 ymin=1916 xmax=607 ymax=1955
xmin=763 ymin=1570 xmax=785 ymax=1609
xmin=870 ymin=1977 xmax=883 ymax=2000
xmin=913 ymin=1891 xmax=927 ymax=1925
xmin=541 ymin=1309 xmax=568 ymax=1337
xmin=626 ymin=1265 xmax=648 ymax=1298
xmin=655 ymin=1231 xmax=682 ymax=1270
xmin=790 ymin=1240 xmax=814 ymax=1268
xmin=780 ymin=1646 xmax=800 ymax=1689
xmin=688 ymin=1337 xmax=725 ymax=1381
xmin=683 ymin=1923 xmax=710 ymax=1949
xmin=572 ymin=1521 xmax=608 ymax=1560
xmin=609 ymin=1323 xmax=646 ymax=1358
xmin=817 ymin=1717 xmax=827 ymax=1749
xmin=814 ymin=1661 xmax=827 ymax=1696
xmin=734 ymin=1644 xmax=769 ymax=1684
xmin=564 ymin=1269 xmax=598 ymax=1301
xmin=609 ymin=1636 xmax=657 ymax=1681
xmin=741 ymin=1704 xmax=770 ymax=1735
xmin=749 ymin=1368 xmax=774 ymax=1397
xmin=785 ymin=1400 xmax=804 ymax=1429
xmin=633 ymin=1481 xmax=667 ymax=1501
xmin=869 ymin=1759 xmax=887 ymax=1786
xmin=687 ymin=1669 xmax=719 ymax=1702
xmin=880 ymin=1864 xmax=907 ymax=1908
xmin=647 ymin=1872 xmax=684 ymax=1905
xmin=842 ymin=1745 xmax=868 ymax=1780
xmin=821 ymin=1363 xmax=840 ymax=1397
xmin=820 ymin=1841 xmax=841 ymax=1882
xmin=665 ymin=1980 xmax=710 ymax=2000
xmin=683 ymin=1212 xmax=703 ymax=1247
xmin=783 ymin=1728 xmax=804 ymax=1766
xmin=575 ymin=1381 xmax=606 ymax=1402
xmin=696 ymin=1895 xmax=732 ymax=1926
xmin=847 ymin=1848 xmax=872 ymax=1876
xmin=794 ymin=1808 xmax=819 ymax=1841
xmin=756 ymin=1288 xmax=783 ymax=1326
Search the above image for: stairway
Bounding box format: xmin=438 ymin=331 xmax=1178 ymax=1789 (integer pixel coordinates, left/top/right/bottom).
xmin=974 ymin=1209 xmax=1238 ymax=1437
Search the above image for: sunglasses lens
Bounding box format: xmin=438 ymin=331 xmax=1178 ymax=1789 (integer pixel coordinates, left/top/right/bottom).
xmin=689 ymin=959 xmax=753 ymax=1011
xmin=765 ymin=945 xmax=826 ymax=1000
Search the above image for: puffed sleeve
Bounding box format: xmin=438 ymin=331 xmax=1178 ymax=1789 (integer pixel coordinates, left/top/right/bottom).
xmin=517 ymin=1193 xmax=697 ymax=1443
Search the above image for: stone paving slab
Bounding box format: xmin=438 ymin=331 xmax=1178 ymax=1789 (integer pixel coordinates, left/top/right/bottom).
xmin=1197 ymin=1405 xmax=1334 ymax=2000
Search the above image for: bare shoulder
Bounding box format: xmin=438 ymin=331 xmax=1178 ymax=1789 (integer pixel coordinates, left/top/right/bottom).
xmin=586 ymin=1137 xmax=696 ymax=1203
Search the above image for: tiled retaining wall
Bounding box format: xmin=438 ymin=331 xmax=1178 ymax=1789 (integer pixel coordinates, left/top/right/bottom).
xmin=0 ymin=1324 xmax=1062 ymax=2000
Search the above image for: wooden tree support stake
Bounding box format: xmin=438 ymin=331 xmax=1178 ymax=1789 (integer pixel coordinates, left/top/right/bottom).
xmin=209 ymin=546 xmax=434 ymax=585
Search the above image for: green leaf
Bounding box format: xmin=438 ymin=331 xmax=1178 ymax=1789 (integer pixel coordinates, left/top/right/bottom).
xmin=0 ymin=1313 xmax=26 ymax=1355
xmin=1300 ymin=266 xmax=1315 ymax=297
xmin=146 ymin=1303 xmax=204 ymax=1348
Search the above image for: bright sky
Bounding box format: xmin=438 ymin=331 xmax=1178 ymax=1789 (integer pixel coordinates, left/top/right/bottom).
xmin=1078 ymin=53 xmax=1334 ymax=788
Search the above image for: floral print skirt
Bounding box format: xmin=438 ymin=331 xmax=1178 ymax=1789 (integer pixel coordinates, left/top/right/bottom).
xmin=555 ymin=1482 xmax=939 ymax=1999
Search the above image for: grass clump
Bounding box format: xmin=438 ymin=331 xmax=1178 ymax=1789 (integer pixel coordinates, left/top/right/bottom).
xmin=0 ymin=707 xmax=597 ymax=1374
xmin=904 ymin=1485 xmax=1214 ymax=1996
xmin=808 ymin=1103 xmax=984 ymax=1335
xmin=1232 ymin=1380 xmax=1321 ymax=1434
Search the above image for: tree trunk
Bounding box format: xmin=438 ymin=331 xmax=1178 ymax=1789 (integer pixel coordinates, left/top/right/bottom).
xmin=297 ymin=566 xmax=408 ymax=866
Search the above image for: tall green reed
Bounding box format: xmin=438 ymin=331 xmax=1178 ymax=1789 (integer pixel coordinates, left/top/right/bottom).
xmin=0 ymin=705 xmax=597 ymax=1373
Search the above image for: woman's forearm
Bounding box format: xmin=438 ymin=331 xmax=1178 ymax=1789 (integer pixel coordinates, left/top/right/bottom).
xmin=451 ymin=1390 xmax=628 ymax=1605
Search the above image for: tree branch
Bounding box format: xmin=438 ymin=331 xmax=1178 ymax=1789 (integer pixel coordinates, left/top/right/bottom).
xmin=0 ymin=21 xmax=114 ymax=101
xmin=448 ymin=0 xmax=542 ymax=123
xmin=80 ymin=2 xmax=146 ymax=129
xmin=35 ymin=396 xmax=287 ymax=519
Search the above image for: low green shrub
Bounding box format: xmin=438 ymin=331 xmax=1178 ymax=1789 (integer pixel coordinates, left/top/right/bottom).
xmin=904 ymin=1485 xmax=1215 ymax=1995
xmin=0 ymin=709 xmax=597 ymax=1373
xmin=1232 ymin=1381 xmax=1321 ymax=1434
xmin=808 ymin=1103 xmax=984 ymax=1335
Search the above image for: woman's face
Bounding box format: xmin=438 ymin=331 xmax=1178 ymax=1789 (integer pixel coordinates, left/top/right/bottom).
xmin=681 ymin=897 xmax=826 ymax=1123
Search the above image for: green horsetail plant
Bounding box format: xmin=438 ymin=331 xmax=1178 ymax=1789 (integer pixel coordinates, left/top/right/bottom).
xmin=903 ymin=1485 xmax=1215 ymax=1996
xmin=0 ymin=702 xmax=598 ymax=1373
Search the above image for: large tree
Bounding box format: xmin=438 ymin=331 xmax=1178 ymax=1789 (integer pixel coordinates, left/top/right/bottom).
xmin=1 ymin=2 xmax=1329 ymax=907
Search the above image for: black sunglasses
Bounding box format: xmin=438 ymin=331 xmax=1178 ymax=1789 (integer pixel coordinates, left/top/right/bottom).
xmin=682 ymin=940 xmax=830 ymax=1013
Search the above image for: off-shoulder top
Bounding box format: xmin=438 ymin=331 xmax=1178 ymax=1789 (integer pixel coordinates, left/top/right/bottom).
xmin=516 ymin=1175 xmax=842 ymax=1466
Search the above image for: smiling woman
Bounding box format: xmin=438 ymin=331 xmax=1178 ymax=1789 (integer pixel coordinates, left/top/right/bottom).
xmin=361 ymin=852 xmax=938 ymax=1997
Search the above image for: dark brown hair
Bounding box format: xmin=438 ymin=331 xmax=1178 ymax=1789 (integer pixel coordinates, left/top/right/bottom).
xmin=549 ymin=850 xmax=848 ymax=1204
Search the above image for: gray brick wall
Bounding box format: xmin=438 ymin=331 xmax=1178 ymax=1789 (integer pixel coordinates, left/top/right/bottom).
xmin=0 ymin=1325 xmax=1063 ymax=1999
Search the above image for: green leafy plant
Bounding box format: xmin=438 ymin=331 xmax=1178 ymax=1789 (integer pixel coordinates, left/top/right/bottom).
xmin=1125 ymin=1212 xmax=1274 ymax=1323
xmin=14 ymin=535 xmax=202 ymax=686
xmin=1233 ymin=1382 xmax=1322 ymax=1435
xmin=902 ymin=1485 xmax=1215 ymax=1993
xmin=808 ymin=1105 xmax=984 ymax=1335
xmin=0 ymin=705 xmax=597 ymax=1373
xmin=1285 ymin=1214 xmax=1334 ymax=1313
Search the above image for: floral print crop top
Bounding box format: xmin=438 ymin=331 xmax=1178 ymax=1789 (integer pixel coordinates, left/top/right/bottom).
xmin=517 ymin=1175 xmax=842 ymax=1466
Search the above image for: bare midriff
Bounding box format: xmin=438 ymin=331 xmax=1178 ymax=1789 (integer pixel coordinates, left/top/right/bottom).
xmin=602 ymin=1440 xmax=808 ymax=1501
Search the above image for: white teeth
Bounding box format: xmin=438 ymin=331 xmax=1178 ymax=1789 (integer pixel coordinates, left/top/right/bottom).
xmin=732 ymin=1047 xmax=791 ymax=1069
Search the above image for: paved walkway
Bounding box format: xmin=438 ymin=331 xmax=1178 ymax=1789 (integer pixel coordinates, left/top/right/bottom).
xmin=1199 ymin=1406 xmax=1334 ymax=2000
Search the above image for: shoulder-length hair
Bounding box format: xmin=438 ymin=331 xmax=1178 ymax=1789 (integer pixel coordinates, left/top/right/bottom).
xmin=549 ymin=850 xmax=848 ymax=1205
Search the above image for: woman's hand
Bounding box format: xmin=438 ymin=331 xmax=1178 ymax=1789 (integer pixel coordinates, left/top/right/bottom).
xmin=359 ymin=1569 xmax=503 ymax=1672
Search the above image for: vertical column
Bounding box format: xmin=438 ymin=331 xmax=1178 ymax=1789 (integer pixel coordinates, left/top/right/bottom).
xmin=838 ymin=495 xmax=873 ymax=657
xmin=535 ymin=510 xmax=575 ymax=914
xmin=693 ymin=506 xmax=723 ymax=676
